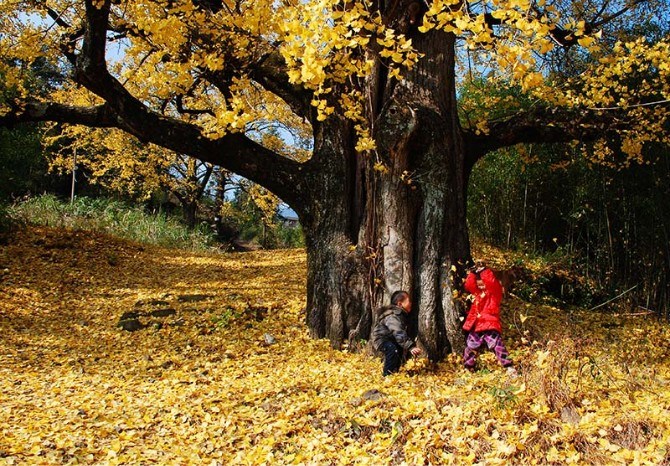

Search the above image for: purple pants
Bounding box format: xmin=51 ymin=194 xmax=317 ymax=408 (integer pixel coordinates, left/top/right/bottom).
xmin=463 ymin=330 xmax=512 ymax=368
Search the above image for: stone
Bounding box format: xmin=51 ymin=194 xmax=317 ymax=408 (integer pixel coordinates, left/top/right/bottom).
xmin=177 ymin=294 xmax=212 ymax=303
xmin=119 ymin=311 xmax=140 ymax=321
xmin=561 ymin=405 xmax=581 ymax=424
xmin=118 ymin=318 xmax=143 ymax=332
xmin=134 ymin=299 xmax=170 ymax=308
xmin=362 ymin=389 xmax=386 ymax=401
xmin=150 ymin=308 xmax=177 ymax=318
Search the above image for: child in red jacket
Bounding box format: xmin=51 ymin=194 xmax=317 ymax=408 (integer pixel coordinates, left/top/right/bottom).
xmin=463 ymin=263 xmax=516 ymax=374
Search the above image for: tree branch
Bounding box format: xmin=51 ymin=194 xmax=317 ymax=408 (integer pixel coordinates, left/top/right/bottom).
xmin=41 ymin=5 xmax=81 ymax=64
xmin=479 ymin=0 xmax=651 ymax=48
xmin=0 ymin=101 xmax=120 ymax=128
xmin=247 ymin=51 xmax=314 ymax=122
xmin=109 ymin=7 xmax=311 ymax=121
xmin=196 ymin=163 xmax=215 ymax=200
xmin=1 ymin=98 xmax=306 ymax=208
xmin=175 ymin=95 xmax=215 ymax=117
xmin=39 ymin=0 xmax=305 ymax=208
xmin=464 ymin=106 xmax=634 ymax=162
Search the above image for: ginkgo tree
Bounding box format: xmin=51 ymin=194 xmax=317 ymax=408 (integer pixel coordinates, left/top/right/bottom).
xmin=1 ymin=0 xmax=669 ymax=358
xmin=48 ymin=124 xmax=220 ymax=226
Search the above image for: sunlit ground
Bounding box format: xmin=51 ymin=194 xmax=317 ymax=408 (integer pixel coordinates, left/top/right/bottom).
xmin=1 ymin=227 xmax=669 ymax=465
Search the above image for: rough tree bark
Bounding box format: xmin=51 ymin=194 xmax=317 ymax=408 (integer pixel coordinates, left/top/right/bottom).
xmin=300 ymin=27 xmax=472 ymax=359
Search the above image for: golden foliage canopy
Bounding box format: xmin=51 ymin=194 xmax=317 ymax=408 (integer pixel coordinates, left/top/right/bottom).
xmin=0 ymin=0 xmax=668 ymax=164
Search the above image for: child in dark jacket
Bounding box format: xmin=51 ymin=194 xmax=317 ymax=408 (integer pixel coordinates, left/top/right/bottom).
xmin=371 ymin=290 xmax=423 ymax=376
xmin=463 ymin=264 xmax=516 ymax=375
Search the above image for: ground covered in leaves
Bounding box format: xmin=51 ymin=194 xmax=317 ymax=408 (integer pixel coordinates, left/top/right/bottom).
xmin=2 ymin=227 xmax=670 ymax=465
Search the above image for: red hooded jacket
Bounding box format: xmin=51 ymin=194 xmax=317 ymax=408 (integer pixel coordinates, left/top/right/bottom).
xmin=462 ymin=268 xmax=503 ymax=333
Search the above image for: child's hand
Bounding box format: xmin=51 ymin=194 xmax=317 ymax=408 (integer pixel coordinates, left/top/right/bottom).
xmin=410 ymin=347 xmax=423 ymax=357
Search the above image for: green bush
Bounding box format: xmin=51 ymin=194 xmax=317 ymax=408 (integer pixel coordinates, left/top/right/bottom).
xmin=9 ymin=194 xmax=215 ymax=250
xmin=276 ymin=223 xmax=305 ymax=248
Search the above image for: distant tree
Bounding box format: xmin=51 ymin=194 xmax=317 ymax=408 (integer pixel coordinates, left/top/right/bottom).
xmin=0 ymin=58 xmax=65 ymax=199
xmin=469 ymin=141 xmax=670 ymax=313
xmin=0 ymin=126 xmax=47 ymax=200
xmin=46 ymin=124 xmax=213 ymax=225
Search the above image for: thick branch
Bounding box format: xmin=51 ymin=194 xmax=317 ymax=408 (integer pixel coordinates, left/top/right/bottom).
xmin=51 ymin=0 xmax=304 ymax=208
xmin=464 ymin=106 xmax=630 ymax=162
xmin=0 ymin=101 xmax=119 ymax=128
xmin=77 ymin=0 xmax=110 ymax=77
xmin=1 ymin=99 xmax=306 ymax=209
xmin=248 ymin=52 xmax=314 ymax=121
xmin=12 ymin=1 xmax=313 ymax=214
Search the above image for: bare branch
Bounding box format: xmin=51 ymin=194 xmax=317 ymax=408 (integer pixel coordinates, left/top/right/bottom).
xmin=592 ymin=0 xmax=648 ymax=29
xmin=478 ymin=0 xmax=651 ymax=48
xmin=40 ymin=5 xmax=82 ymax=64
xmin=196 ymin=164 xmax=215 ymax=200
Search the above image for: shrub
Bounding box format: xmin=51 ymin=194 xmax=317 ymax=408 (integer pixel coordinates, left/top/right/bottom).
xmin=9 ymin=194 xmax=215 ymax=250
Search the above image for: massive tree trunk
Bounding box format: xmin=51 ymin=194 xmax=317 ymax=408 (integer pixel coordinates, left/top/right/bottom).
xmin=301 ymin=30 xmax=471 ymax=360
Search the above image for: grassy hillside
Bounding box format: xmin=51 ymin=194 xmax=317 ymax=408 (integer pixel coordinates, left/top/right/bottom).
xmin=1 ymin=226 xmax=669 ymax=465
xmin=7 ymin=195 xmax=214 ymax=250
